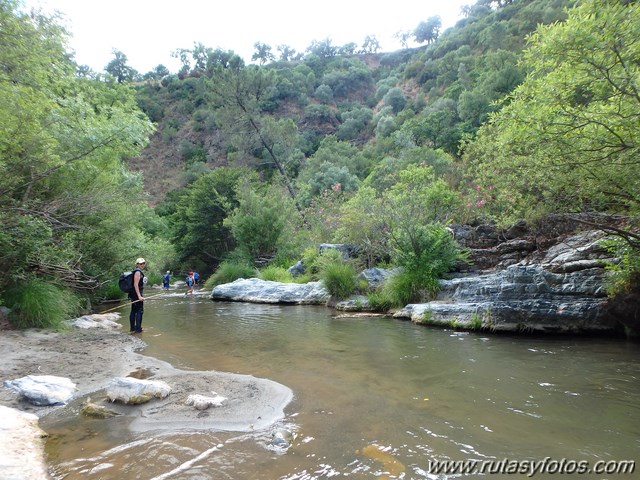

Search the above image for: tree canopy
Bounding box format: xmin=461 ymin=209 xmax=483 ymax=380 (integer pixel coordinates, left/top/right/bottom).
xmin=464 ymin=0 xmax=640 ymax=223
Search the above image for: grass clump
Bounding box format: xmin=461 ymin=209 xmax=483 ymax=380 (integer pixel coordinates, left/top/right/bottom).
xmin=367 ymin=269 xmax=420 ymax=309
xmin=321 ymin=261 xmax=357 ymax=299
xmin=258 ymin=265 xmax=294 ymax=283
xmin=206 ymin=260 xmax=257 ymax=287
xmin=4 ymin=277 xmax=81 ymax=329
xmin=313 ymin=249 xmax=358 ymax=299
xmin=367 ymin=291 xmax=395 ymax=311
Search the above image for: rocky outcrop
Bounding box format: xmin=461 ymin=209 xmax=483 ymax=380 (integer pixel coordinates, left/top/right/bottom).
xmin=211 ymin=278 xmax=330 ymax=304
xmin=393 ymin=264 xmax=618 ymax=334
xmin=394 ymin=228 xmax=624 ymax=335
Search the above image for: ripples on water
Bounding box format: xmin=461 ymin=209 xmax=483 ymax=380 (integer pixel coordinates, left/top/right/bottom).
xmin=44 ymin=294 xmax=640 ymax=479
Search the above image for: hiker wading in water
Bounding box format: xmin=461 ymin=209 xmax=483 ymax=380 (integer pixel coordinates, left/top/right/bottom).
xmin=130 ymin=258 xmax=146 ymax=333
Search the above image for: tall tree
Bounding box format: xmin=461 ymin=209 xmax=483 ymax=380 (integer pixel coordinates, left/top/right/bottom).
xmin=414 ymin=16 xmax=442 ymax=44
xmin=105 ymin=49 xmax=137 ymax=83
xmin=252 ymin=42 xmax=275 ymax=65
xmin=206 ymin=63 xmax=305 ymax=217
xmin=277 ymin=44 xmax=295 ymax=61
xmin=170 ymin=167 xmax=251 ymax=266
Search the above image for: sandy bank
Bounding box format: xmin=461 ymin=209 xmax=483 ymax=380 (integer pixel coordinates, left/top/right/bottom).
xmin=0 ymin=323 xmax=293 ymax=478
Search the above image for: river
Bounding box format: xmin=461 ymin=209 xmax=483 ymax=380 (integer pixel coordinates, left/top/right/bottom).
xmin=43 ymin=291 xmax=639 ymax=479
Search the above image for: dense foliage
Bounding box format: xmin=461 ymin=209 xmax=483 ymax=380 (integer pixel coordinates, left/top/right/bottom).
xmin=0 ymin=1 xmax=173 ymax=326
xmin=4 ymin=0 xmax=640 ymax=326
xmin=465 ymin=0 xmax=640 ymax=221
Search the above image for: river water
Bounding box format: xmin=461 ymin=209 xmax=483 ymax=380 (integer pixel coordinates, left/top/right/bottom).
xmin=44 ymin=292 xmax=639 ymax=479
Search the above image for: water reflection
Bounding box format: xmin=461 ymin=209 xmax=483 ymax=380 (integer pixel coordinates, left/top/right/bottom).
xmin=45 ymin=294 xmax=640 ymax=479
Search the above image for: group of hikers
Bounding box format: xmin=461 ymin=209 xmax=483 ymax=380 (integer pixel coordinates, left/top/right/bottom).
xmin=128 ymin=258 xmax=200 ymax=334
xmin=161 ymin=269 xmax=199 ymax=292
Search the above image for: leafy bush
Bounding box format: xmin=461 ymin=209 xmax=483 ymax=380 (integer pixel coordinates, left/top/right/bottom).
xmin=101 ymin=282 xmax=125 ymax=301
xmin=207 ymin=260 xmax=256 ymax=287
xmin=300 ymin=247 xmax=322 ymax=279
xmin=314 ymin=84 xmax=334 ymax=103
xmin=334 ymin=186 xmax=388 ymax=268
xmin=336 ymin=106 xmax=373 ymax=141
xmin=391 ymin=223 xmax=465 ymax=298
xmin=4 ymin=278 xmax=81 ymax=329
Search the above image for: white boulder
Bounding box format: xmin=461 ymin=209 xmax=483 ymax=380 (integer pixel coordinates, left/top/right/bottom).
xmin=106 ymin=377 xmax=172 ymax=405
xmin=185 ymin=393 xmax=227 ymax=410
xmin=4 ymin=375 xmax=77 ymax=406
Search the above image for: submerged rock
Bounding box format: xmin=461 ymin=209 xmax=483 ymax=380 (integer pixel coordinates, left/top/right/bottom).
xmin=80 ymin=397 xmax=121 ymax=418
xmin=66 ymin=313 xmax=122 ymax=330
xmin=271 ymin=427 xmax=295 ymax=449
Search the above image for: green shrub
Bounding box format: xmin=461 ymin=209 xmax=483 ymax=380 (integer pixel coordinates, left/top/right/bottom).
xmin=291 ymin=273 xmax=314 ymax=284
xmin=321 ymin=261 xmax=357 ymax=299
xmin=259 ymin=266 xmax=294 ymax=283
xmin=207 ymin=260 xmax=257 ymax=287
xmin=102 ymin=282 xmax=125 ymax=301
xmin=602 ymin=237 xmax=640 ymax=296
xmin=4 ymin=278 xmax=81 ymax=329
xmin=224 ymin=181 xmax=295 ymax=259
xmin=391 ymin=223 xmax=466 ymax=298
xmin=145 ymin=272 xmax=163 ymax=287
xmin=300 ymin=247 xmax=322 ymax=279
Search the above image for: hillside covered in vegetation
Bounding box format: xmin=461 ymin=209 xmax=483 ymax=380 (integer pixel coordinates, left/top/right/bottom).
xmin=1 ymin=0 xmax=639 ymax=328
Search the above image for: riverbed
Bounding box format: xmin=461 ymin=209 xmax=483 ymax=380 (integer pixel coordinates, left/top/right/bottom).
xmin=41 ymin=291 xmax=640 ymax=479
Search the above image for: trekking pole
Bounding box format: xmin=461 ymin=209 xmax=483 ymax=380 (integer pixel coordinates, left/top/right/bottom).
xmin=99 ymin=292 xmax=168 ymax=314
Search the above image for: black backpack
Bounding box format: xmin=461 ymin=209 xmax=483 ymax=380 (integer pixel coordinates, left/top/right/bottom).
xmin=118 ymin=271 xmax=135 ymax=293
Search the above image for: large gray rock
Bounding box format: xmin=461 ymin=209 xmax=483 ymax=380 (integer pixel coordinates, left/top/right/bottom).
xmin=438 ymin=264 xmax=607 ymax=300
xmin=394 ymin=297 xmax=615 ymax=334
xmin=211 ymin=278 xmax=330 ymax=304
xmin=287 ymin=260 xmax=306 ymax=277
xmin=356 ymin=267 xmax=399 ymax=289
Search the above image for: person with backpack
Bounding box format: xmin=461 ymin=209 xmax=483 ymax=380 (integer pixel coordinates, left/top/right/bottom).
xmin=162 ymin=270 xmax=171 ymax=290
xmin=193 ymin=271 xmax=199 ymax=287
xmin=185 ymin=271 xmax=194 ymax=295
xmin=129 ymin=258 xmax=146 ymax=333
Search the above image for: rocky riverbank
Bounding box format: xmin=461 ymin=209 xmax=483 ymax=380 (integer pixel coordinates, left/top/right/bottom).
xmin=211 ymin=216 xmax=639 ymax=337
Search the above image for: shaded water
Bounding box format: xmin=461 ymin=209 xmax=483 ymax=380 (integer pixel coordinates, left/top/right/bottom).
xmin=44 ymin=292 xmax=640 ymax=479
